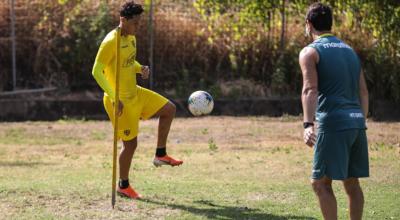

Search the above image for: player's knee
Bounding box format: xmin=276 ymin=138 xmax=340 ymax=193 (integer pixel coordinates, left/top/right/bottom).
xmin=123 ymin=138 xmax=138 ymax=150
xmin=343 ymin=179 xmax=362 ymax=196
xmin=311 ymin=180 xmax=332 ymax=196
xmin=166 ymin=102 xmax=176 ymax=116
xmin=158 ymin=102 xmax=175 ymax=118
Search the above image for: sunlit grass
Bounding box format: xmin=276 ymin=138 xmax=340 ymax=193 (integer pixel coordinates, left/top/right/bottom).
xmin=0 ymin=117 xmax=399 ymax=219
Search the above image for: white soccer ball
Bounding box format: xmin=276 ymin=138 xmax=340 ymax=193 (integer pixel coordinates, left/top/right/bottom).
xmin=188 ymin=91 xmax=214 ymax=116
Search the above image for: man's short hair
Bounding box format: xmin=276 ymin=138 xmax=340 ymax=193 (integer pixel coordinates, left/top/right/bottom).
xmin=306 ymin=3 xmax=332 ymax=31
xmin=120 ymin=1 xmax=144 ymax=19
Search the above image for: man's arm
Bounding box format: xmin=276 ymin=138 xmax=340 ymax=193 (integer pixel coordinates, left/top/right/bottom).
xmin=359 ymin=69 xmax=369 ymax=118
xmin=134 ymin=61 xmax=150 ymax=80
xmin=133 ymin=61 xmax=142 ymax=74
xmin=299 ymin=47 xmax=319 ymax=124
xmin=299 ymin=47 xmax=319 ymax=147
xmin=92 ymin=39 xmax=116 ymax=101
xmin=92 ymin=62 xmax=115 ymax=101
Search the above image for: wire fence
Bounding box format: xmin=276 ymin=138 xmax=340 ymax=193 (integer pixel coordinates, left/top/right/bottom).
xmin=0 ymin=0 xmax=206 ymax=95
xmin=0 ymin=0 xmax=64 ymax=93
xmin=0 ymin=0 xmax=14 ymax=91
xmin=1 ymin=1 xmax=399 ymax=102
xmin=0 ymin=0 xmax=294 ymax=99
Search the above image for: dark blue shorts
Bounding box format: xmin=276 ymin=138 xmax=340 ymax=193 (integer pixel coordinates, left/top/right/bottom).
xmin=312 ymin=129 xmax=369 ymax=180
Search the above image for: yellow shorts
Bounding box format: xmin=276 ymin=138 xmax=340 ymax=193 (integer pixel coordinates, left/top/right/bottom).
xmin=103 ymin=86 xmax=169 ymax=141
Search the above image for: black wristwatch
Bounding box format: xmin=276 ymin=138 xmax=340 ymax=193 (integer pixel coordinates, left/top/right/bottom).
xmin=303 ymin=122 xmax=314 ymax=129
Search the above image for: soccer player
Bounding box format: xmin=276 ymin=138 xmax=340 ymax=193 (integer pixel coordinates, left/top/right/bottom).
xmin=299 ymin=3 xmax=369 ymax=220
xmin=92 ymin=1 xmax=183 ymax=199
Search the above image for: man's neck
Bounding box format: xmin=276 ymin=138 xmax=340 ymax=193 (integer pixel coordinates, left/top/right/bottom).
xmin=312 ymin=31 xmax=332 ymax=40
xmin=119 ymin=24 xmax=133 ymax=37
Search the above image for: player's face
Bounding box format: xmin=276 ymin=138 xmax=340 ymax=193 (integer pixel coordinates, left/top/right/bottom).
xmin=125 ymin=16 xmax=141 ymax=35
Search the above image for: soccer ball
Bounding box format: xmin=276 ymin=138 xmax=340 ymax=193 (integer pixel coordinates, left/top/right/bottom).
xmin=188 ymin=91 xmax=214 ymax=116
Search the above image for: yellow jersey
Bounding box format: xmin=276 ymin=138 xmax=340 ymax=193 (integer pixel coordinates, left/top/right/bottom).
xmin=92 ymin=28 xmax=142 ymax=101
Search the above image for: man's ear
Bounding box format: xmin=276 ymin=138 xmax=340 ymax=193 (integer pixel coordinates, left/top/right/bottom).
xmin=307 ymin=21 xmax=315 ymax=32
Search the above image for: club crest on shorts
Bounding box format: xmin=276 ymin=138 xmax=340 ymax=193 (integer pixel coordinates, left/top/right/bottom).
xmin=124 ymin=130 xmax=131 ymax=136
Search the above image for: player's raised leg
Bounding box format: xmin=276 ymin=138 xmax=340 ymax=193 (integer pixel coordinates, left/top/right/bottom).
xmin=152 ymin=101 xmax=183 ymax=167
xmin=155 ymin=102 xmax=175 ymax=149
xmin=137 ymin=86 xmax=183 ymax=167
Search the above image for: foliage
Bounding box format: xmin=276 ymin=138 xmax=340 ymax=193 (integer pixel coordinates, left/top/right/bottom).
xmin=0 ymin=0 xmax=398 ymax=102
xmin=194 ymin=0 xmax=400 ymax=101
xmin=60 ymin=0 xmax=114 ymax=89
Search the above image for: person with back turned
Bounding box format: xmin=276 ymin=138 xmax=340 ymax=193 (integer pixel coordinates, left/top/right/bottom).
xmin=299 ymin=3 xmax=369 ymax=220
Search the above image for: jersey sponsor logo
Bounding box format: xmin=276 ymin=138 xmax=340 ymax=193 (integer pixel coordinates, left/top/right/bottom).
xmin=122 ymin=52 xmax=136 ymax=68
xmin=322 ymin=42 xmax=352 ymax=49
xmin=349 ymin=113 xmax=364 ymax=118
xmin=121 ymin=45 xmax=128 ymax=48
xmin=124 ymin=130 xmax=131 ymax=136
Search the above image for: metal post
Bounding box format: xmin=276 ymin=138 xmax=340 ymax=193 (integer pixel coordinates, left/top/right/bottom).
xmin=111 ymin=27 xmax=121 ymax=209
xmin=10 ymin=0 xmax=17 ymax=90
xmin=279 ymin=0 xmax=286 ymax=51
xmin=148 ymin=0 xmax=154 ymax=89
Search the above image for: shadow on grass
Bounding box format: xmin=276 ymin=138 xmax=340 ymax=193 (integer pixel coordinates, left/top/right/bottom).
xmin=0 ymin=161 xmax=55 ymax=167
xmin=140 ymin=198 xmax=317 ymax=220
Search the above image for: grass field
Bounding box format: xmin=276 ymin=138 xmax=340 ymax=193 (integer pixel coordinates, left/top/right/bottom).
xmin=0 ymin=116 xmax=399 ymax=220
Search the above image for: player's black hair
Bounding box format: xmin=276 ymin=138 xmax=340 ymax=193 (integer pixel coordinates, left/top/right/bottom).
xmin=306 ymin=3 xmax=332 ymax=31
xmin=120 ymin=1 xmax=144 ymax=19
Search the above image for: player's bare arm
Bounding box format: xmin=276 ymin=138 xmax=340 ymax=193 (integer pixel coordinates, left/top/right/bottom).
xmin=299 ymin=47 xmax=319 ymax=147
xmin=359 ymin=69 xmax=369 ymax=119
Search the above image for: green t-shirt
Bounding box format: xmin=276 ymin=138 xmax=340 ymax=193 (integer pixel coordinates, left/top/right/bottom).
xmin=308 ymin=35 xmax=366 ymax=132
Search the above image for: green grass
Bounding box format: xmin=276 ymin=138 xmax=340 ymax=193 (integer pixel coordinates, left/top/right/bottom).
xmin=0 ymin=117 xmax=399 ymax=219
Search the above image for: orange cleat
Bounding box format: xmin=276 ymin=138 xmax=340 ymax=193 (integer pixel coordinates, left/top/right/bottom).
xmin=117 ymin=185 xmax=142 ymax=199
xmin=153 ymin=155 xmax=183 ymax=167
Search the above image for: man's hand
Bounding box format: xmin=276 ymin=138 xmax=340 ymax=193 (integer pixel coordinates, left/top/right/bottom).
xmin=141 ymin=66 xmax=150 ymax=79
xmin=303 ymin=126 xmax=317 ymax=147
xmin=113 ymin=100 xmax=124 ymax=117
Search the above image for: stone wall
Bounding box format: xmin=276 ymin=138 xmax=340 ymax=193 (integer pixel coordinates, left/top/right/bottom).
xmin=0 ymin=98 xmax=398 ymax=121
